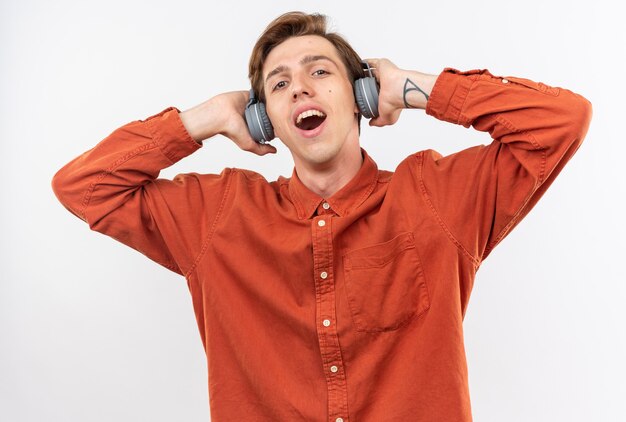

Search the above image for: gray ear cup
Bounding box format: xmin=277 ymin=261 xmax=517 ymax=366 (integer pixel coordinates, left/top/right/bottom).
xmin=354 ymin=62 xmax=380 ymax=119
xmin=354 ymin=76 xmax=380 ymax=119
xmin=244 ymin=90 xmax=275 ymax=144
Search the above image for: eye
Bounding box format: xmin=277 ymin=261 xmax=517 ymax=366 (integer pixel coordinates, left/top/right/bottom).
xmin=313 ymin=69 xmax=329 ymax=76
xmin=272 ymin=80 xmax=288 ymax=91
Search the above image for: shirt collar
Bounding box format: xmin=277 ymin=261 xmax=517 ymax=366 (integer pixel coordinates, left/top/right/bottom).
xmin=288 ymin=148 xmax=379 ymax=219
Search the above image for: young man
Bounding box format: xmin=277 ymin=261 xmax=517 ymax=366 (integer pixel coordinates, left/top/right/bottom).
xmin=52 ymin=11 xmax=592 ymax=422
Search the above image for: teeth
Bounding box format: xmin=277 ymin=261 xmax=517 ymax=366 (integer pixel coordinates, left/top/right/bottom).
xmin=296 ymin=109 xmax=326 ymax=126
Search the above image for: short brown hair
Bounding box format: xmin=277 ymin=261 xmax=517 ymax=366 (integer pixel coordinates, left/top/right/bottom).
xmin=248 ymin=12 xmax=364 ymax=104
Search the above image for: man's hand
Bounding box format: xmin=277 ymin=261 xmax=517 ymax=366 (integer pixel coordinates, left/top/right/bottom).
xmin=179 ymin=91 xmax=277 ymax=156
xmin=364 ymin=58 xmax=438 ymax=127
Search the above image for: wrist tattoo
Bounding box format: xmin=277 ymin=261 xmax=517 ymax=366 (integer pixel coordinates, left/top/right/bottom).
xmin=403 ymin=78 xmax=429 ymax=108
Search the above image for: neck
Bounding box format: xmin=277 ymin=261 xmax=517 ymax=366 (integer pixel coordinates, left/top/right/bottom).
xmin=295 ymin=146 xmax=363 ymax=198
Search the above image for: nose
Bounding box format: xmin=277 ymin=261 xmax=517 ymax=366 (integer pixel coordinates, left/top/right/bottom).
xmin=291 ymin=74 xmax=314 ymax=100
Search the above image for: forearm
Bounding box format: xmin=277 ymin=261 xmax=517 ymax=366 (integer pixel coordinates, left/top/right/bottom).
xmin=179 ymin=98 xmax=222 ymax=143
xmin=395 ymin=70 xmax=438 ymax=110
xmin=366 ymin=58 xmax=438 ymax=126
xmin=52 ymin=108 xmax=200 ymax=223
xmin=426 ymin=68 xmax=593 ymax=160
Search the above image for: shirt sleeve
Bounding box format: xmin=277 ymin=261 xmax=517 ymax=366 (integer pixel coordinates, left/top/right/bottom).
xmin=51 ymin=107 xmax=233 ymax=276
xmin=419 ymin=68 xmax=592 ymax=266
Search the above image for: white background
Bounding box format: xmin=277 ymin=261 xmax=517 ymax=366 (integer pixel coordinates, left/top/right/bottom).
xmin=2 ymin=0 xmax=625 ymax=421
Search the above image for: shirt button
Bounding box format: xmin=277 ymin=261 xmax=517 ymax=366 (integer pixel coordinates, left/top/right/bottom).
xmin=320 ymin=271 xmax=328 ymax=279
xmin=330 ymin=365 xmax=338 ymax=373
xmin=322 ymin=202 xmax=330 ymax=210
xmin=502 ymin=78 xmax=509 ymax=83
xmin=323 ymin=319 xmax=331 ymax=327
xmin=318 ymin=220 xmax=326 ymax=227
xmin=336 ymin=418 xmax=344 ymax=422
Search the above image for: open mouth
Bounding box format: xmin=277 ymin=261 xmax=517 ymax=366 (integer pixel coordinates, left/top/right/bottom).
xmin=295 ymin=109 xmax=327 ymax=131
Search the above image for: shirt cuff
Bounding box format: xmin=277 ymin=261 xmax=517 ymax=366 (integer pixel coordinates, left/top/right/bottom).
xmin=144 ymin=107 xmax=202 ymax=164
xmin=425 ymin=68 xmax=492 ymax=126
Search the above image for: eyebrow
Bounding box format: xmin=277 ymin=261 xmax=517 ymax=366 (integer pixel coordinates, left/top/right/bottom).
xmin=264 ymin=55 xmax=338 ymax=84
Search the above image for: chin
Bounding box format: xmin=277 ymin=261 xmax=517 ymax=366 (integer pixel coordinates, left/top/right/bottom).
xmin=300 ymin=144 xmax=342 ymax=166
xmin=283 ymin=128 xmax=357 ymax=168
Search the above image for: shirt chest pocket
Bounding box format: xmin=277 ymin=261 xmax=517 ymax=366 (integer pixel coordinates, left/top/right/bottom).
xmin=343 ymin=232 xmax=430 ymax=333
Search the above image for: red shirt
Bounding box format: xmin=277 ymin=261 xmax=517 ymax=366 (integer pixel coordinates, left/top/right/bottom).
xmin=52 ymin=67 xmax=592 ymax=421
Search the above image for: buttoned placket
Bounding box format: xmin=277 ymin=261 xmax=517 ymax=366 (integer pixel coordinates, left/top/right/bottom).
xmin=312 ymin=204 xmax=349 ymax=422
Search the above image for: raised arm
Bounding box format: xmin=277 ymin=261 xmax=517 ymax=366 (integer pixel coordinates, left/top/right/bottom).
xmin=51 ymin=91 xmax=274 ymax=275
xmin=369 ymin=59 xmax=592 ymax=266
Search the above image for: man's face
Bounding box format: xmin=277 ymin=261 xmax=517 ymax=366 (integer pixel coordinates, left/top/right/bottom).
xmin=263 ymin=35 xmax=360 ymax=169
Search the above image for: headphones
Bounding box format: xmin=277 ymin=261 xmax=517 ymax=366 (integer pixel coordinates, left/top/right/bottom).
xmin=244 ymin=61 xmax=379 ymax=144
